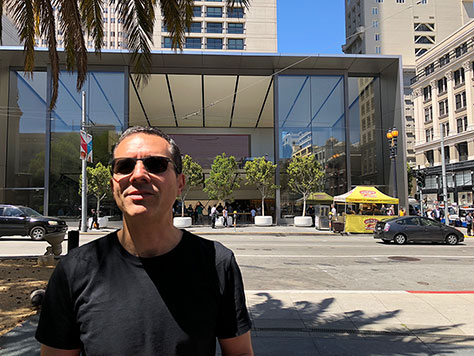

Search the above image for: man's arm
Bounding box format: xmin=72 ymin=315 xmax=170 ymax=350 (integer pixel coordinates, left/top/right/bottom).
xmin=218 ymin=331 xmax=253 ymax=356
xmin=41 ymin=345 xmax=81 ymax=356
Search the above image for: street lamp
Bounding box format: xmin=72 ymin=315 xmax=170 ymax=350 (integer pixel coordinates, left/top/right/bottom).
xmin=386 ymin=128 xmax=399 ymax=198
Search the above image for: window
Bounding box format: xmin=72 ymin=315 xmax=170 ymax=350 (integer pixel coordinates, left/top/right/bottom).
xmin=188 ymin=22 xmax=202 ymax=33
xmin=424 ymin=106 xmax=433 ymax=122
xmin=455 ymin=42 xmax=468 ymax=58
xmin=375 ymin=0 xmax=383 ymax=2
xmin=438 ymin=77 xmax=447 ymax=93
xmin=375 ymin=33 xmax=380 ymax=41
xmin=425 ymin=150 xmax=434 ymax=166
xmin=206 ymin=22 xmax=222 ymax=33
xmin=415 ymin=48 xmax=427 ymax=56
xmin=455 ymin=92 xmax=467 ymax=110
xmin=424 ymin=63 xmax=434 ymax=76
xmin=439 ymin=53 xmax=450 ymax=67
xmin=454 ymin=67 xmax=465 ymax=86
xmin=373 ymin=20 xmax=378 ymax=28
xmin=185 ymin=37 xmax=202 ymax=49
xmin=227 ymin=38 xmax=244 ymax=50
xmin=457 ymin=116 xmax=467 ymax=133
xmin=207 ymin=38 xmax=223 ymax=49
xmin=414 ymin=23 xmax=435 ymax=31
xmin=372 ymin=7 xmax=378 ymax=15
xmin=443 ymin=145 xmax=450 ymax=162
xmin=227 ymin=7 xmax=244 ymax=18
xmin=227 ymin=23 xmax=244 ymax=34
xmin=396 ymin=0 xmax=405 ymax=3
xmin=163 ymin=37 xmax=172 ymax=48
xmin=425 ymin=128 xmax=433 ymax=142
xmin=415 ymin=35 xmax=435 ymax=44
xmin=206 ymin=0 xmax=222 ymax=1
xmin=420 ymin=0 xmax=427 ymax=3
xmin=207 ymin=7 xmax=222 ymax=17
xmin=439 ymin=99 xmax=448 ymax=116
xmin=375 ymin=46 xmax=381 ymax=54
xmin=193 ymin=6 xmax=202 ymax=17
xmin=423 ymin=85 xmax=431 ymax=101
xmin=457 ymin=142 xmax=468 ymax=161
xmin=111 ymin=18 xmax=115 ymax=23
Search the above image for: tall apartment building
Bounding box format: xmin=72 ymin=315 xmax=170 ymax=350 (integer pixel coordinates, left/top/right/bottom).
xmin=343 ymin=0 xmax=474 ymax=170
xmin=411 ymin=20 xmax=474 ymax=206
xmin=33 ymin=0 xmax=277 ymax=53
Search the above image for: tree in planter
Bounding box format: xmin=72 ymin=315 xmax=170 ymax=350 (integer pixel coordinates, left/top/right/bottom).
xmin=244 ymin=157 xmax=278 ymax=216
xmin=204 ymin=153 xmax=240 ymax=204
xmin=287 ymin=155 xmax=324 ymax=216
xmin=180 ymin=155 xmax=203 ymax=217
xmin=79 ymin=162 xmax=112 ymax=218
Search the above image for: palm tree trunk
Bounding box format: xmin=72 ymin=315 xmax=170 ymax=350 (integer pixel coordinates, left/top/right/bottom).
xmin=303 ymin=198 xmax=306 ymax=217
xmin=262 ymin=197 xmax=265 ymax=216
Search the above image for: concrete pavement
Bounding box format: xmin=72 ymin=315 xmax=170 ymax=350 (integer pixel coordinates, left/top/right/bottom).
xmin=1 ymin=224 xmax=474 ymax=355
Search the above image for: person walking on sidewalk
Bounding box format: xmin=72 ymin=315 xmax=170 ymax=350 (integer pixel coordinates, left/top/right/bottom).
xmin=223 ymin=206 xmax=228 ymax=227
xmin=210 ymin=204 xmax=217 ymax=229
xmin=466 ymin=212 xmax=473 ymax=236
xmin=36 ymin=126 xmax=253 ymax=356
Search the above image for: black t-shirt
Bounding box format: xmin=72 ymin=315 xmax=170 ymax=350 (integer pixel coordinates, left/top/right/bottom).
xmin=36 ymin=230 xmax=251 ymax=355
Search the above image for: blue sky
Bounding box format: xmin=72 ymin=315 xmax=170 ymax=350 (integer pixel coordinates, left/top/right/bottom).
xmin=277 ymin=1 xmax=345 ymax=55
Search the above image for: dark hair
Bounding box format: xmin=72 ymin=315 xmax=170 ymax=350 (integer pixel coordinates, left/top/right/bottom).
xmin=113 ymin=126 xmax=182 ymax=174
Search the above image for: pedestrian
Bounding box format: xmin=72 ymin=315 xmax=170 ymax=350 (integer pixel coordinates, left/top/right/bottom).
xmin=90 ymin=208 xmax=99 ymax=229
xmin=222 ymin=206 xmax=228 ymax=227
xmin=195 ymin=202 xmax=203 ymax=225
xmin=399 ymin=208 xmax=406 ymax=217
xmin=35 ymin=126 xmax=253 ymax=355
xmin=187 ymin=204 xmax=194 ymax=224
xmin=250 ymin=207 xmax=256 ymax=223
xmin=466 ymin=212 xmax=473 ymax=236
xmin=210 ymin=204 xmax=217 ymax=229
xmin=433 ymin=205 xmax=441 ymax=221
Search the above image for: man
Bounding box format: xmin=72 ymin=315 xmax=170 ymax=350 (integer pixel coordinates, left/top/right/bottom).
xmin=90 ymin=208 xmax=99 ymax=229
xmin=210 ymin=204 xmax=217 ymax=229
xmin=36 ymin=126 xmax=253 ymax=356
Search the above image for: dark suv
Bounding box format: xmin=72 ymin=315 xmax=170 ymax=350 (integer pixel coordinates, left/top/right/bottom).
xmin=0 ymin=204 xmax=67 ymax=240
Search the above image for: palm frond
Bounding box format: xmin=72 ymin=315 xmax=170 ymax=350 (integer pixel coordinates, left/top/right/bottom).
xmin=59 ymin=0 xmax=88 ymax=91
xmin=5 ymin=0 xmax=36 ymax=75
xmin=117 ymin=0 xmax=158 ymax=87
xmin=227 ymin=0 xmax=251 ymax=9
xmin=160 ymin=0 xmax=192 ymax=50
xmin=38 ymin=0 xmax=59 ymax=110
xmin=80 ymin=0 xmax=104 ymax=54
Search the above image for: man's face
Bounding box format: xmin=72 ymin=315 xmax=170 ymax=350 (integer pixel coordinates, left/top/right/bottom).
xmin=111 ymin=133 xmax=185 ymax=219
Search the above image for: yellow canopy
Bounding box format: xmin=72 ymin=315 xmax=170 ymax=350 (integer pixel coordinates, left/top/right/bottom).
xmin=333 ymin=186 xmax=398 ymax=204
xmin=296 ymin=192 xmax=333 ymax=205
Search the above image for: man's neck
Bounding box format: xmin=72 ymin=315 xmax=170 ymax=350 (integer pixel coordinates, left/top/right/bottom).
xmin=118 ymin=215 xmax=183 ymax=258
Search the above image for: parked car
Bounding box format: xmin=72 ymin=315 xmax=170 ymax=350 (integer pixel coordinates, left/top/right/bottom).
xmin=0 ymin=204 xmax=67 ymax=240
xmin=374 ymin=216 xmax=464 ymax=245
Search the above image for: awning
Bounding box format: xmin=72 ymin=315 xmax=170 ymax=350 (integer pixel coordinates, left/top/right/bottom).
xmin=333 ymin=186 xmax=398 ymax=204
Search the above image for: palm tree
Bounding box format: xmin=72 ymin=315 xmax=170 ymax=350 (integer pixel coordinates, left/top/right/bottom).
xmin=0 ymin=0 xmax=250 ymax=110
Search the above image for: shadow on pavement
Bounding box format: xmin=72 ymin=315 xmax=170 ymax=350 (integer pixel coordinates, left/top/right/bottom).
xmin=247 ymin=293 xmax=474 ymax=356
xmin=0 ymin=315 xmax=40 ymax=355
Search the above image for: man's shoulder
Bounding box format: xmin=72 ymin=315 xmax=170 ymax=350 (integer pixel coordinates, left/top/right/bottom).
xmin=182 ymin=230 xmax=234 ymax=264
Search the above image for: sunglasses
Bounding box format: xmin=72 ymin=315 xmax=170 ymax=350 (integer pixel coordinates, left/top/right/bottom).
xmin=111 ymin=156 xmax=176 ymax=175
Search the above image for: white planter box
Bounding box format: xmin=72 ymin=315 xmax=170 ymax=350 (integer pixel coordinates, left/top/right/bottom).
xmin=294 ymin=216 xmax=313 ymax=227
xmin=173 ymin=217 xmax=192 ymax=228
xmin=255 ymin=216 xmax=273 ymax=226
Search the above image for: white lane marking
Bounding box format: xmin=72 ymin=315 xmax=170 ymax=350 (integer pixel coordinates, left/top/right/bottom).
xmin=245 ymin=290 xmax=409 ymax=294
xmin=235 ymin=254 xmax=474 ymax=258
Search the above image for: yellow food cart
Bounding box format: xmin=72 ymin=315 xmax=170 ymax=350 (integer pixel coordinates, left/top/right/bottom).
xmin=333 ymin=186 xmax=399 ymax=233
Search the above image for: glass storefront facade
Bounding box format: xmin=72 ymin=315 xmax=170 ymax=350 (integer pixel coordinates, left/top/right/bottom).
xmin=5 ymin=69 xmax=126 ymax=215
xmin=0 ymin=51 xmax=404 ymax=221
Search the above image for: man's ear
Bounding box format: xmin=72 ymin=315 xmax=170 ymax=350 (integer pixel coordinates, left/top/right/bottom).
xmin=177 ymin=173 xmax=186 ymax=196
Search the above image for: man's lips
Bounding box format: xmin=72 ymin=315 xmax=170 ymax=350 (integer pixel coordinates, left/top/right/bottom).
xmin=125 ymin=190 xmax=154 ymax=199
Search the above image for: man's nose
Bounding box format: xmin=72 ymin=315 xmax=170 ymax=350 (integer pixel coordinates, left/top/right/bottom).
xmin=129 ymin=160 xmax=150 ymax=182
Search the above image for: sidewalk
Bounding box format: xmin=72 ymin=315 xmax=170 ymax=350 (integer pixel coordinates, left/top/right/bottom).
xmin=2 ymin=291 xmax=474 ymax=355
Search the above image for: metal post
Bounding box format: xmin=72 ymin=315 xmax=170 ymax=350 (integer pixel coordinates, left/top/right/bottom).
xmin=81 ymin=91 xmax=88 ymax=232
xmin=440 ymin=123 xmax=449 ymax=224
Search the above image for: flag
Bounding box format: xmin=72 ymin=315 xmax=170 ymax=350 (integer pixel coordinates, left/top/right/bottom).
xmin=80 ymin=131 xmax=93 ymax=163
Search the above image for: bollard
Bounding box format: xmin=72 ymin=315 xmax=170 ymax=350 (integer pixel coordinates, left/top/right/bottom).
xmin=68 ymin=230 xmax=79 ymax=253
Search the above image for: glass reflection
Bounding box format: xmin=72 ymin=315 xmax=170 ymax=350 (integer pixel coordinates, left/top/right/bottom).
xmin=348 ymin=77 xmax=384 ymax=190
xmin=278 ymin=75 xmax=345 ymax=218
xmin=6 ymin=71 xmax=47 ymax=212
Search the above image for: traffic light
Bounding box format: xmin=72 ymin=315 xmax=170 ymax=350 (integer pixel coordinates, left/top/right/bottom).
xmin=416 ymin=171 xmax=425 ymax=188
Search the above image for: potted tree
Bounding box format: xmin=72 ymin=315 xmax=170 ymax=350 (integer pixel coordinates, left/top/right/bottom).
xmin=174 ymin=155 xmax=203 ymax=228
xmin=244 ymin=157 xmax=278 ymax=226
xmin=287 ymin=154 xmax=324 ymax=227
xmin=204 ymin=153 xmax=240 ymax=227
